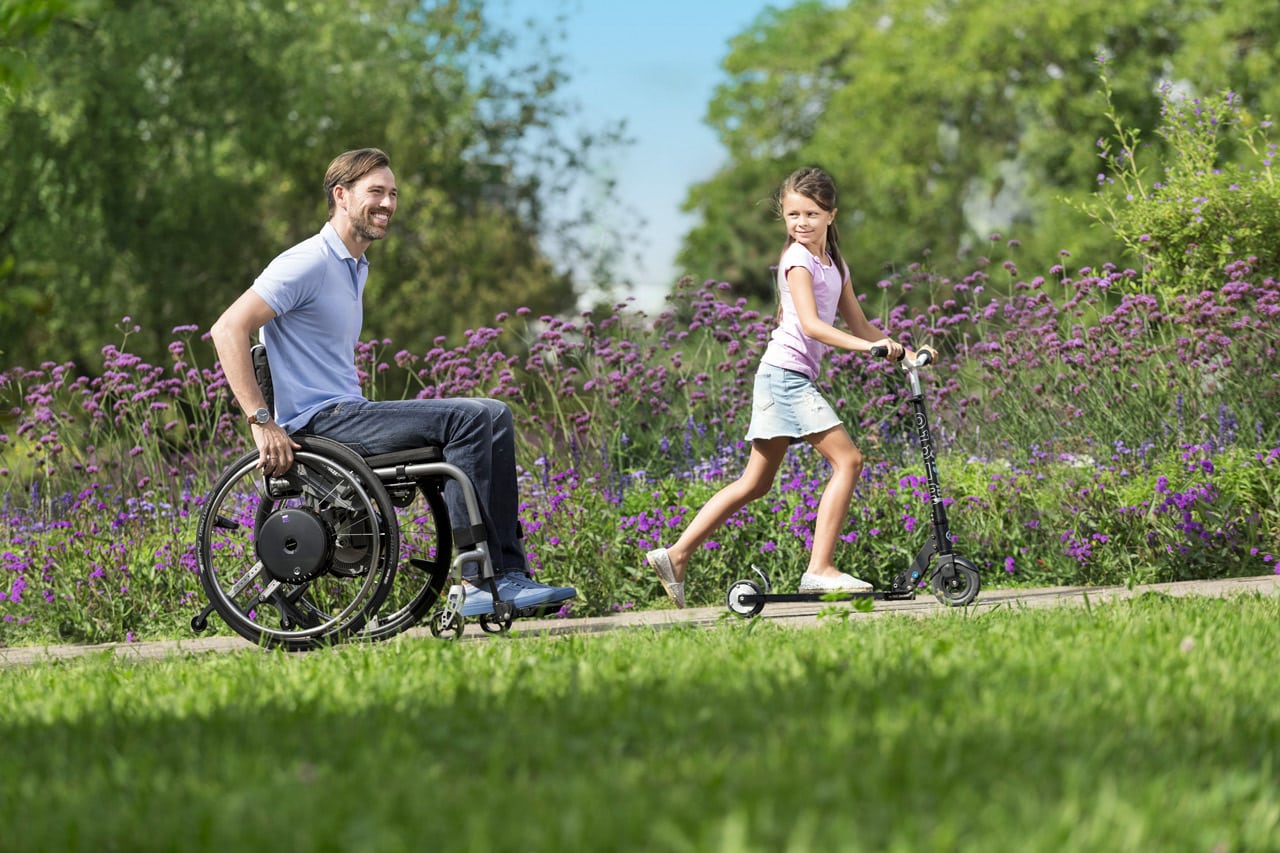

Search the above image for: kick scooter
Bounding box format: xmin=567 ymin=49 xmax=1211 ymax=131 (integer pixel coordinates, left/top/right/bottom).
xmin=726 ymin=346 xmax=981 ymax=618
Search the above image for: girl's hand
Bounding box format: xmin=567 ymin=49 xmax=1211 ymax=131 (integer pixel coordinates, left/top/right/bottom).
xmin=870 ymin=338 xmax=905 ymax=361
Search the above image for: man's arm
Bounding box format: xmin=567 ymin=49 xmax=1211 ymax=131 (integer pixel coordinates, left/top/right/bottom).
xmin=211 ymin=290 xmax=299 ymax=474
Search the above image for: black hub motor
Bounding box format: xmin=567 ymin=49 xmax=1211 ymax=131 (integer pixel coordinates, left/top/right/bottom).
xmin=256 ymin=507 xmax=335 ymax=584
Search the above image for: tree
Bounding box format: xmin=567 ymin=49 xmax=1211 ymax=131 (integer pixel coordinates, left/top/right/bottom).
xmin=678 ymin=0 xmax=1280 ymax=304
xmin=0 ymin=0 xmax=622 ymax=370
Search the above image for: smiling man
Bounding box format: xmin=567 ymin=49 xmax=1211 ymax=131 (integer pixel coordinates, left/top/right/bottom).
xmin=210 ymin=148 xmax=575 ymax=617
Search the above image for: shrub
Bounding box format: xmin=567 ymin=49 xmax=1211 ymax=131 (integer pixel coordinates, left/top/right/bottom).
xmin=1081 ymin=58 xmax=1280 ymax=295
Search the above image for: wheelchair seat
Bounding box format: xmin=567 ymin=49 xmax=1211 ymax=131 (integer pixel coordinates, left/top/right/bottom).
xmin=363 ymin=446 xmax=444 ymax=466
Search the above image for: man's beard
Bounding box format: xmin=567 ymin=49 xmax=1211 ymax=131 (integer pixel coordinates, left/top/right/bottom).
xmin=352 ymin=209 xmax=391 ymax=241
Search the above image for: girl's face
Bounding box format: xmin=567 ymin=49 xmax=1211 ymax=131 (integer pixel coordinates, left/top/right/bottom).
xmin=781 ymin=191 xmax=836 ymax=256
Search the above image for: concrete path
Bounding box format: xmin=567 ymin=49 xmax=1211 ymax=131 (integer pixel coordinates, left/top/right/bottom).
xmin=3 ymin=573 xmax=1277 ymax=668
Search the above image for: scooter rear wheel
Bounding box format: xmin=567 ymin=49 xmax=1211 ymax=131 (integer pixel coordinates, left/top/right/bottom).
xmin=727 ymin=579 xmax=765 ymax=619
xmin=931 ymin=555 xmax=981 ymax=607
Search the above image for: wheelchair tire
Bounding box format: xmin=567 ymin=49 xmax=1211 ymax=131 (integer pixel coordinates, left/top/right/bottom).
xmin=195 ymin=436 xmax=399 ymax=651
xmin=356 ymin=478 xmax=454 ymax=642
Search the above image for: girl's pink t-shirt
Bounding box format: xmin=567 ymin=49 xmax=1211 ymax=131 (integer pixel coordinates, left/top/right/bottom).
xmin=760 ymin=241 xmax=845 ymax=380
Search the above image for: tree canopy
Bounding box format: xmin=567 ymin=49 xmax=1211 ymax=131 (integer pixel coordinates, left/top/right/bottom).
xmin=0 ymin=0 xmax=624 ymax=369
xmin=678 ymin=0 xmax=1280 ymax=302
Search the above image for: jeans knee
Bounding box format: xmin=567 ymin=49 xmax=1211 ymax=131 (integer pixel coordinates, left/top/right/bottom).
xmin=484 ymin=398 xmax=514 ymax=429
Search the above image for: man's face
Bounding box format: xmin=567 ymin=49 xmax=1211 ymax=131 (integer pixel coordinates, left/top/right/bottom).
xmin=342 ymin=166 xmax=398 ymax=242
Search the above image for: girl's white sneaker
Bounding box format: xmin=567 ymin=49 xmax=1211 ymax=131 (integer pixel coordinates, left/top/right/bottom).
xmin=798 ymin=571 xmax=873 ymax=593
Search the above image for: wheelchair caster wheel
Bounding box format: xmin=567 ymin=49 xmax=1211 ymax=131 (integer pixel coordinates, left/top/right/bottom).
xmin=727 ymin=579 xmax=764 ymax=619
xmin=479 ymin=614 xmax=512 ymax=634
xmin=429 ymin=609 xmax=464 ymax=640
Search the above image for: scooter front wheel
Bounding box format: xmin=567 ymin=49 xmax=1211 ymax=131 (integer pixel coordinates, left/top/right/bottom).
xmin=931 ymin=555 xmax=981 ymax=607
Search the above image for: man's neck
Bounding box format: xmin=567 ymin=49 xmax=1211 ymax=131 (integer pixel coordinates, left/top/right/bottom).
xmin=330 ymin=219 xmax=371 ymax=260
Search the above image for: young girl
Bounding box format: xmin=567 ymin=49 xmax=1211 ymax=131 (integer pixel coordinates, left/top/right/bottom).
xmin=646 ymin=166 xmax=934 ymax=607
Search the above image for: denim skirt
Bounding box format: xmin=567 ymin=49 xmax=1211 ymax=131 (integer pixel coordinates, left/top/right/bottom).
xmin=744 ymin=363 xmax=843 ymax=442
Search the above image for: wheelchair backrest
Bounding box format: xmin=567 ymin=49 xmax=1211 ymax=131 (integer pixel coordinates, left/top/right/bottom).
xmin=251 ymin=343 xmax=274 ymax=412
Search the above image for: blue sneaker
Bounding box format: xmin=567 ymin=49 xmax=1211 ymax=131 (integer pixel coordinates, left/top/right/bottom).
xmin=502 ymin=573 xmax=577 ymax=608
xmin=459 ymin=574 xmax=576 ymax=617
xmin=460 ymin=582 xmax=497 ymax=617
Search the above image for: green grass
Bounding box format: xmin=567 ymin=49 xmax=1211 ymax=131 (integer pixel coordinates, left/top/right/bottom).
xmin=2 ymin=594 xmax=1278 ymax=852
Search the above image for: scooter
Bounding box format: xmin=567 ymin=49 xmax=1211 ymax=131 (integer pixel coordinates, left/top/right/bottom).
xmin=725 ymin=346 xmax=981 ymax=618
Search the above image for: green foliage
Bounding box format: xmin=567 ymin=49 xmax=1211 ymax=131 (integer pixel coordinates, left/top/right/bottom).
xmin=0 ymin=0 xmax=623 ymax=370
xmin=3 ymin=595 xmax=1280 ymax=851
xmin=1080 ymin=60 xmax=1280 ymax=294
xmin=680 ymin=0 xmax=1280 ymax=305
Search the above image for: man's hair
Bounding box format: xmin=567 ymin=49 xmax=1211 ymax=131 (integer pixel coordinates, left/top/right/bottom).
xmin=324 ymin=148 xmax=391 ymax=217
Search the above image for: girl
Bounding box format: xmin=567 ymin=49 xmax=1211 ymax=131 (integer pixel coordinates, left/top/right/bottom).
xmin=646 ymin=166 xmax=934 ymax=607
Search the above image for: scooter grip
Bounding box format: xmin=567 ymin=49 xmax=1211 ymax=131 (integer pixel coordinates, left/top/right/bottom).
xmin=869 ymin=345 xmax=904 ymax=362
xmin=917 ymin=349 xmax=934 ymax=366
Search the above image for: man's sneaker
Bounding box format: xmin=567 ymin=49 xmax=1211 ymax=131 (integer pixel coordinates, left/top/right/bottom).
xmin=499 ymin=572 xmax=577 ymax=607
xmin=459 ymin=573 xmax=576 ymax=617
xmin=798 ymin=571 xmax=873 ymax=593
xmin=460 ymin=583 xmax=497 ymax=617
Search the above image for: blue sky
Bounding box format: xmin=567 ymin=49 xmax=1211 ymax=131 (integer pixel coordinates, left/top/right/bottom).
xmin=500 ymin=0 xmax=795 ymax=311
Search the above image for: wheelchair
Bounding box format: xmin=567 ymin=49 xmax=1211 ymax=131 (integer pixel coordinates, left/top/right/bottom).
xmin=191 ymin=345 xmax=527 ymax=650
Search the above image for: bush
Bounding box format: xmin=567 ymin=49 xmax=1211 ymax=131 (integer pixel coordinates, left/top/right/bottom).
xmin=1081 ymin=59 xmax=1280 ymax=295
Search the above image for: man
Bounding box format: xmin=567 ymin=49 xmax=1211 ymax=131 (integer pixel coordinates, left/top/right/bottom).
xmin=210 ymin=147 xmax=575 ymax=616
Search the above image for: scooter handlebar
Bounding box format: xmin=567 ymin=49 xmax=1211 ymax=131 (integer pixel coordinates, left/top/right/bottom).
xmin=869 ymin=345 xmax=933 ymax=367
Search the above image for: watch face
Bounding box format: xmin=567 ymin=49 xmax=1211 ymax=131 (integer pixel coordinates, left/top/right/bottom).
xmin=253 ymin=408 xmax=270 ymax=424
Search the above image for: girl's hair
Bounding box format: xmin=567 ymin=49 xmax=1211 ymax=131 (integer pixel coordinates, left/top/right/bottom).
xmin=774 ymin=166 xmax=846 ymax=284
xmin=324 ymin=148 xmax=391 ymax=217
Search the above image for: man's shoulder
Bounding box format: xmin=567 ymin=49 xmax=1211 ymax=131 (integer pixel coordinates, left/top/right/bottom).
xmin=271 ymin=230 xmax=330 ymax=267
xmin=258 ymin=230 xmax=334 ymax=286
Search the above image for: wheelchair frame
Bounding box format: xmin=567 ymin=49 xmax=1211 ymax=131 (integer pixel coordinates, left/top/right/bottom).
xmin=191 ymin=345 xmax=518 ymax=649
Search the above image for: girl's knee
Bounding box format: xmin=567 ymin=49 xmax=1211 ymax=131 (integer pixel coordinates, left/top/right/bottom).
xmin=740 ymin=478 xmax=774 ymax=502
xmin=835 ymin=445 xmax=863 ymax=474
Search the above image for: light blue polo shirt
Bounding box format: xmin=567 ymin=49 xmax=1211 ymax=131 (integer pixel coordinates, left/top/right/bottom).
xmin=250 ymin=222 xmax=368 ymax=433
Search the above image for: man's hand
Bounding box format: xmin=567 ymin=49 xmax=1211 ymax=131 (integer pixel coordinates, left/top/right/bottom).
xmin=253 ymin=422 xmax=301 ymax=476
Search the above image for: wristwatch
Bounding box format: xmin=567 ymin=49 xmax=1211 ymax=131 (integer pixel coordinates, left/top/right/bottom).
xmin=247 ymin=407 xmax=271 ymax=426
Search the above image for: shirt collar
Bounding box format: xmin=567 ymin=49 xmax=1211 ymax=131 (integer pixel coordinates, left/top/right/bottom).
xmin=320 ymin=221 xmax=369 ymax=273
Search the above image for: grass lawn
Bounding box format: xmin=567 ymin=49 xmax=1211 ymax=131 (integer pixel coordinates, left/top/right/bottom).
xmin=2 ymin=592 xmax=1277 ymax=852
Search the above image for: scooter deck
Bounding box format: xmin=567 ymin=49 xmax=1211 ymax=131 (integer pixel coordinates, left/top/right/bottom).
xmin=736 ymin=590 xmax=915 ymax=605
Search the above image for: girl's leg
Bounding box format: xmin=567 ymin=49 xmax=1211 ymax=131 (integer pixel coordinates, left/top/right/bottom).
xmin=804 ymin=425 xmax=864 ymax=577
xmin=664 ymin=437 xmax=790 ymax=583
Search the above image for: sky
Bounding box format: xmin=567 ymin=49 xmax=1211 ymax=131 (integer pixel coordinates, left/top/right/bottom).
xmin=500 ymin=0 xmax=795 ymax=311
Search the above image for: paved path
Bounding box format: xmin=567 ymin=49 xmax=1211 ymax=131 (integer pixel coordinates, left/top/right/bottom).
xmin=3 ymin=574 xmax=1277 ymax=668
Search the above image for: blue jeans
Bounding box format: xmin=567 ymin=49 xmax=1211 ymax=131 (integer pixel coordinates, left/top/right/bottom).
xmin=301 ymin=398 xmax=525 ymax=575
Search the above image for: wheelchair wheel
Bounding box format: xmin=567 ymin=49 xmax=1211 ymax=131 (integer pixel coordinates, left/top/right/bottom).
xmin=356 ymin=477 xmax=453 ymax=642
xmin=195 ymin=436 xmax=399 ymax=651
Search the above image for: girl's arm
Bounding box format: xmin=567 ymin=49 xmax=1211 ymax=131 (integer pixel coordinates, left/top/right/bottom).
xmin=790 ymin=266 xmax=902 ymax=357
xmin=834 ymin=274 xmax=937 ymax=364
